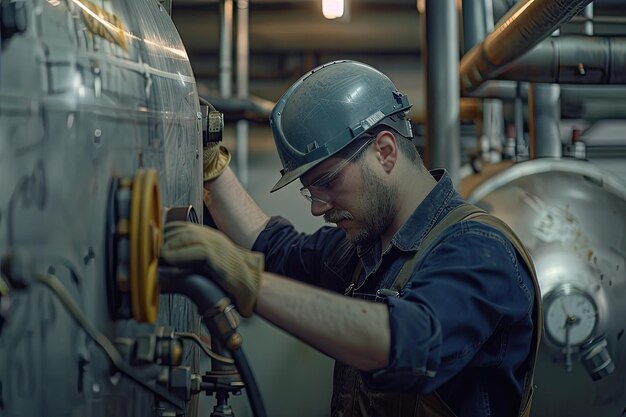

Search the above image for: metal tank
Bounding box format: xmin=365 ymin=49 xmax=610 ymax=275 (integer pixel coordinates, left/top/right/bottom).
xmin=0 ymin=1 xmax=204 ymax=416
xmin=468 ymin=159 xmax=626 ymax=417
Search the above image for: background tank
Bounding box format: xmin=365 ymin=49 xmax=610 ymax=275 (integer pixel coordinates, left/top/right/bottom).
xmin=0 ymin=1 xmax=203 ymax=416
xmin=469 ymin=158 xmax=626 ymax=417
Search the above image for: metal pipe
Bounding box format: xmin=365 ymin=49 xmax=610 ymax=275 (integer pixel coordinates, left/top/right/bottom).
xmin=469 ymin=81 xmax=626 ymax=120
xmin=219 ymin=0 xmax=233 ymax=98
xmin=463 ymin=0 xmax=504 ymax=164
xmin=528 ymin=83 xmax=562 ymax=159
xmin=462 ymin=0 xmax=487 ymax=53
xmin=470 ymin=81 xmax=626 ymax=100
xmin=584 ymin=3 xmax=593 ymax=36
xmin=460 ymin=0 xmax=592 ymax=92
xmin=236 ymin=0 xmax=249 ymax=187
xmin=514 ymin=83 xmax=526 ymax=160
xmin=423 ymin=0 xmax=461 ymax=186
xmin=483 ymin=0 xmax=495 ymax=30
xmin=498 ymin=36 xmax=626 ymax=84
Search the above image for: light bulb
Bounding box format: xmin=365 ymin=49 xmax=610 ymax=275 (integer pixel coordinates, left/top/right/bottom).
xmin=322 ymin=0 xmax=344 ymax=19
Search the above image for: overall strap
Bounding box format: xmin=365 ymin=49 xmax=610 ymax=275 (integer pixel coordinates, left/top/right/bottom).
xmin=389 ymin=203 xmax=541 ymax=417
xmin=390 ymin=204 xmax=487 ymax=292
xmin=462 ymin=210 xmax=542 ymax=417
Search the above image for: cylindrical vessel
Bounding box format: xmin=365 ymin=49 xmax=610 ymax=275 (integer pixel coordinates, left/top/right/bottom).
xmin=469 ymin=159 xmax=626 ymax=417
xmin=0 ymin=1 xmax=203 ymax=416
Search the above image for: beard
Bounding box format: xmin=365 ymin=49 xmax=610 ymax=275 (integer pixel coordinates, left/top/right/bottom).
xmin=324 ymin=162 xmax=396 ymax=246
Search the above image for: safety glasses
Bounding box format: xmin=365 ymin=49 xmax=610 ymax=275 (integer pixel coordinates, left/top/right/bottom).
xmin=300 ymin=137 xmax=375 ymax=205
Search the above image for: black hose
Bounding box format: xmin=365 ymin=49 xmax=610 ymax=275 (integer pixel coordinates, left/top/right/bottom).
xmin=159 ymin=269 xmax=268 ymax=417
xmin=231 ymin=347 xmax=267 ymax=417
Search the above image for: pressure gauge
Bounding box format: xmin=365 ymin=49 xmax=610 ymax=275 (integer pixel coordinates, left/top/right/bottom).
xmin=544 ymin=285 xmax=598 ymax=347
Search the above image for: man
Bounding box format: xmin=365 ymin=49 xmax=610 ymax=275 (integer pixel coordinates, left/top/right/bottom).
xmin=161 ymin=60 xmax=540 ymax=417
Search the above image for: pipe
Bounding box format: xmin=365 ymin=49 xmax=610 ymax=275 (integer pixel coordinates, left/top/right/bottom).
xmin=469 ymin=81 xmax=626 ymax=120
xmin=422 ymin=0 xmax=461 ymax=186
xmin=462 ymin=0 xmax=487 ymax=53
xmin=584 ymin=3 xmax=593 ymax=36
xmin=514 ymin=83 xmax=526 ymax=159
xmin=483 ymin=0 xmax=495 ymax=30
xmin=460 ymin=0 xmax=593 ymax=92
xmin=219 ymin=0 xmax=233 ymax=98
xmin=528 ymin=83 xmax=562 ymax=159
xmin=463 ymin=0 xmax=504 ymax=164
xmin=201 ymin=94 xmax=274 ymax=121
xmin=470 ymin=80 xmax=626 ymax=100
xmin=497 ymin=36 xmax=626 ymax=84
xmin=236 ymin=0 xmax=249 ymax=187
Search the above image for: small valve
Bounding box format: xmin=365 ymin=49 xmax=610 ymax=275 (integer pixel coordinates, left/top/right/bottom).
xmin=120 ymin=327 xmax=184 ymax=366
xmin=581 ymin=337 xmax=615 ymax=381
xmin=132 ymin=327 xmax=183 ymax=366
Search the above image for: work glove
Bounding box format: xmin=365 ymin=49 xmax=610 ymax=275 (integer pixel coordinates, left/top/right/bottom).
xmin=203 ymin=143 xmax=231 ymax=182
xmin=160 ymin=221 xmax=263 ymax=317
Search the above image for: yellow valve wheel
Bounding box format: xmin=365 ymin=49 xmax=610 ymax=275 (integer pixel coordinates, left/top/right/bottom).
xmin=128 ymin=169 xmax=163 ymax=323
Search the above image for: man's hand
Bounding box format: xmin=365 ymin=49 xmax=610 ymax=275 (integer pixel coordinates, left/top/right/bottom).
xmin=203 ymin=143 xmax=231 ymax=182
xmin=160 ymin=221 xmax=264 ymax=317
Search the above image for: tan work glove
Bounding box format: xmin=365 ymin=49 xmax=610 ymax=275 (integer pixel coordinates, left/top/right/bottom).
xmin=203 ymin=143 xmax=231 ymax=182
xmin=160 ymin=221 xmax=263 ymax=317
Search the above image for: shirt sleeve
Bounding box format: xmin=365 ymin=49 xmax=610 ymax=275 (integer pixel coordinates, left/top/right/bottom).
xmin=252 ymin=216 xmax=349 ymax=292
xmin=362 ymin=222 xmax=535 ymax=394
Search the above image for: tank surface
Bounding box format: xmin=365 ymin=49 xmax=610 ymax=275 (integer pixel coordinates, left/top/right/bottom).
xmin=469 ymin=159 xmax=626 ymax=417
xmin=0 ymin=1 xmax=203 ymax=416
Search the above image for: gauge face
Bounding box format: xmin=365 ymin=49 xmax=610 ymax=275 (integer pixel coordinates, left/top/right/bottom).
xmin=544 ymin=286 xmax=598 ymax=347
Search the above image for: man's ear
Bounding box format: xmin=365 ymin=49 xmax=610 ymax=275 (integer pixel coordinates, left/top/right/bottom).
xmin=373 ymin=130 xmax=398 ymax=173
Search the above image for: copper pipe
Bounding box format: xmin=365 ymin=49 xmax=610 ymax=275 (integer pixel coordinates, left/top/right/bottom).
xmin=460 ymin=0 xmax=592 ymax=93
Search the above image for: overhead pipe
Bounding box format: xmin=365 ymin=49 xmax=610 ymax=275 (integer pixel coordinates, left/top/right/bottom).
xmin=497 ymin=36 xmax=626 ymax=84
xmin=420 ymin=0 xmax=461 ymax=186
xmin=460 ymin=0 xmax=593 ymax=93
xmin=468 ymin=81 xmax=626 ymax=120
xmin=200 ymin=94 xmax=274 ymax=122
xmin=469 ymin=80 xmax=626 ymax=101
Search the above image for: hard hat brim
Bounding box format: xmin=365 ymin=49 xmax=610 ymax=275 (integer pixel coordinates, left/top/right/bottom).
xmin=270 ymin=158 xmax=322 ymax=193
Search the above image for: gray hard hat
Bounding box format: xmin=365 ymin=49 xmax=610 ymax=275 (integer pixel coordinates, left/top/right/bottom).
xmin=269 ymin=60 xmax=413 ymax=192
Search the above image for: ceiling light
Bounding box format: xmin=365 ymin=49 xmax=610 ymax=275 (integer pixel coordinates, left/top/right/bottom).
xmin=322 ymin=0 xmax=344 ymax=20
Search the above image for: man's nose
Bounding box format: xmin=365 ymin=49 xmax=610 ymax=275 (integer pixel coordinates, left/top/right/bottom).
xmin=310 ymin=198 xmax=332 ymax=217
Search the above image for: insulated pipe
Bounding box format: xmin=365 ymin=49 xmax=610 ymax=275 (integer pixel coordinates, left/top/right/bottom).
xmin=528 ymin=83 xmax=562 ymax=159
xmin=219 ymin=0 xmax=233 ymax=98
xmin=422 ymin=0 xmax=461 ymax=186
xmin=236 ymin=0 xmax=249 ymax=187
xmin=460 ymin=0 xmax=592 ymax=93
xmin=498 ymin=36 xmax=626 ymax=84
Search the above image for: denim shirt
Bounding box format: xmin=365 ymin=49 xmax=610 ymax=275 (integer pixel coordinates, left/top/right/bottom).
xmin=253 ymin=170 xmax=535 ymax=417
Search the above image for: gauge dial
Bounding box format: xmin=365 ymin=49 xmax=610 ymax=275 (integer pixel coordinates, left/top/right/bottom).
xmin=544 ymin=286 xmax=598 ymax=347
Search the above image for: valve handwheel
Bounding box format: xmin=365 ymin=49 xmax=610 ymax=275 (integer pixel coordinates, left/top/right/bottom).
xmin=129 ymin=169 xmax=163 ymax=323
